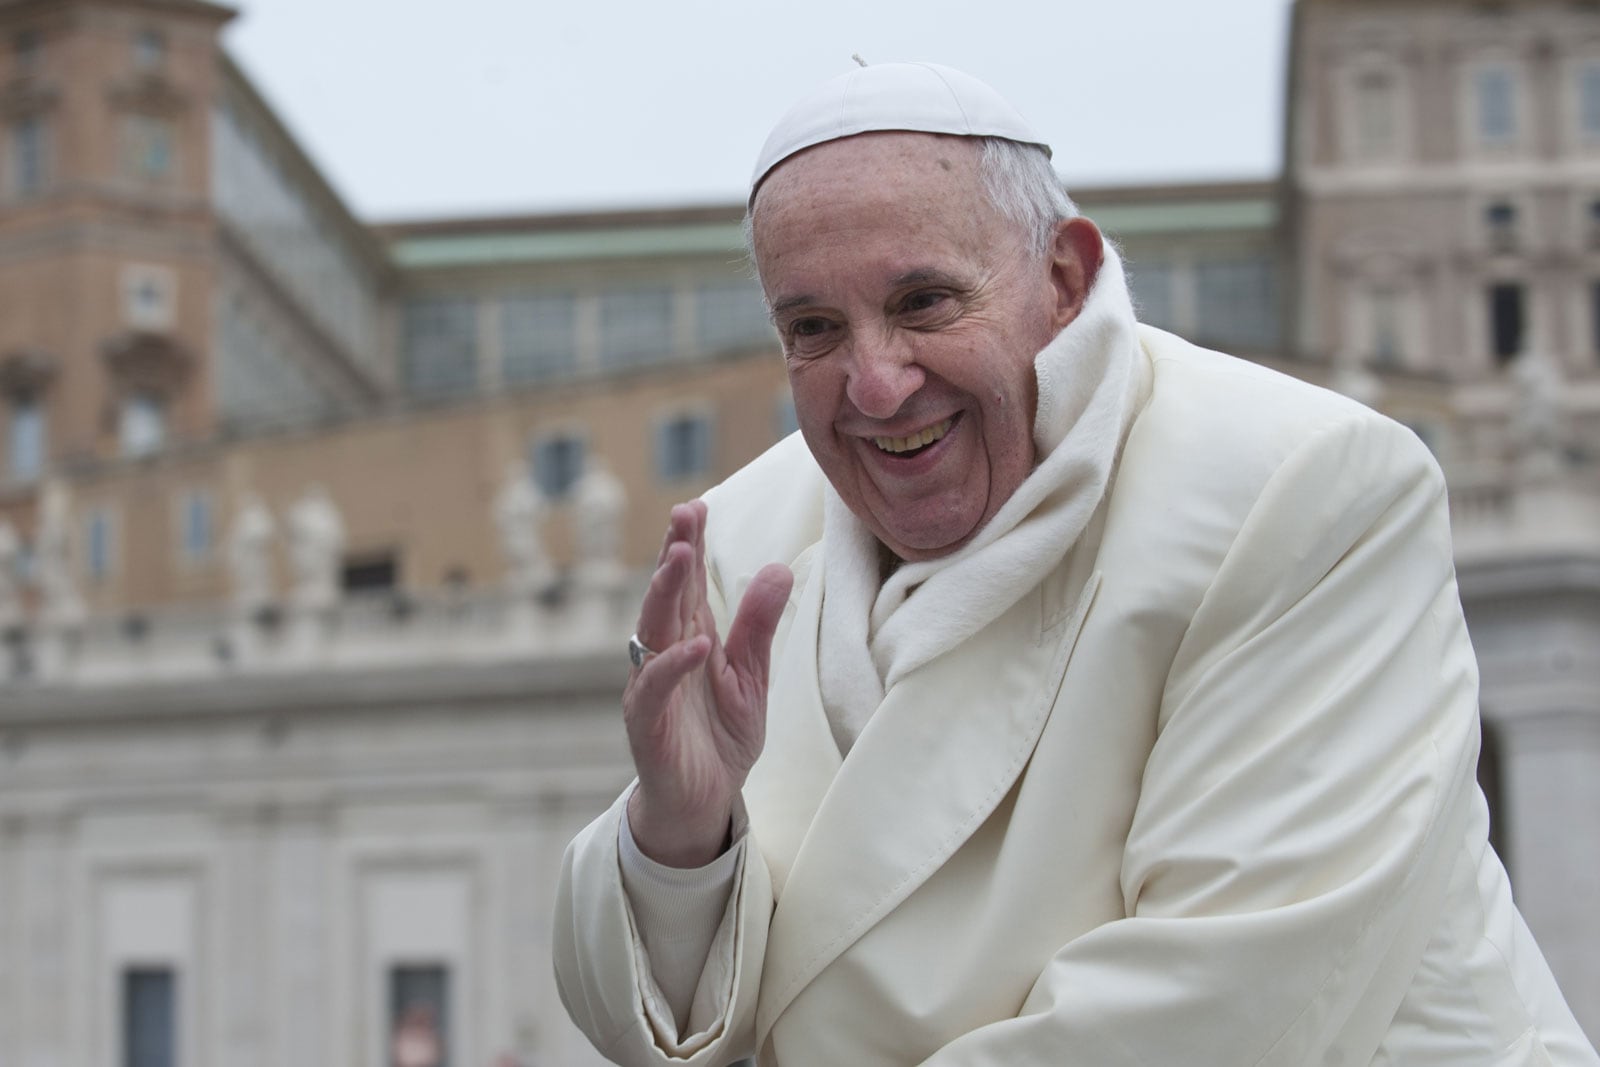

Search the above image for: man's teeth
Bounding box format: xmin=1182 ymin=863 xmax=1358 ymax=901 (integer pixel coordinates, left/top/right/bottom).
xmin=873 ymin=418 xmax=953 ymax=454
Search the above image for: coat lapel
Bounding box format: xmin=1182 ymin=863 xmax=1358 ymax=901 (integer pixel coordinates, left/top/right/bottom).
xmin=743 ymin=545 xmax=840 ymax=899
xmin=751 ymin=564 xmax=1102 ymax=1044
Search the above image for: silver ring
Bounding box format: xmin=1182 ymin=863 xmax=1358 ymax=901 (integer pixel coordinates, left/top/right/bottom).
xmin=628 ymin=633 xmax=657 ymax=668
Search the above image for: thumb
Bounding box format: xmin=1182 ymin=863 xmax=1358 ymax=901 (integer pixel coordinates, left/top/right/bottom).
xmin=722 ymin=563 xmax=795 ymax=685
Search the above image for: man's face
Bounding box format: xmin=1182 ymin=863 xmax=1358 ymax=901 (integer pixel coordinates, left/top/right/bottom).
xmin=751 ymin=133 xmax=1085 ymax=562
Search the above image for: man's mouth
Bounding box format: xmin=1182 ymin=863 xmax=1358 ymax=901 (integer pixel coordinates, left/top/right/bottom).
xmin=872 ymin=417 xmax=954 ymax=456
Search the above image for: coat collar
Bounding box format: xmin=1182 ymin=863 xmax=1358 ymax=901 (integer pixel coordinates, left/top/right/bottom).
xmin=743 ymin=550 xmax=1102 ymax=1043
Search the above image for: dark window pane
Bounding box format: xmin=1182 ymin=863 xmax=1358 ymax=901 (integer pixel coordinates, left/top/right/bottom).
xmin=390 ymin=964 xmax=449 ymax=1067
xmin=341 ymin=551 xmax=397 ymax=592
xmin=124 ymin=967 xmax=175 ymax=1067
xmin=10 ymin=116 xmax=47 ymax=195
xmin=656 ymin=414 xmax=712 ymax=482
xmin=695 ymin=280 xmax=773 ymax=356
xmin=404 ymin=299 xmax=478 ymax=397
xmin=1581 ymin=63 xmax=1600 ymax=137
xmin=1130 ymin=262 xmax=1176 ymax=330
xmin=1476 ymin=68 xmax=1516 ymax=142
xmin=775 ymin=393 xmax=798 ymax=441
xmin=532 ymin=435 xmax=585 ymax=499
xmin=598 ymin=288 xmax=674 ymax=369
xmin=1486 ymin=201 xmax=1517 ymax=253
xmin=1489 ymin=282 xmax=1524 ymax=364
xmin=8 ymin=396 xmax=43 ymax=481
xmin=1591 ymin=282 xmax=1600 ymax=359
xmin=1195 ymin=257 xmax=1277 ymax=349
xmin=14 ymin=29 xmax=42 ymax=72
xmin=501 ymin=293 xmax=577 ymax=384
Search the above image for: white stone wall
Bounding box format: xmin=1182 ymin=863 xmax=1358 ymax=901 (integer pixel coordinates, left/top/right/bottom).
xmin=0 ymin=660 xmax=633 ymax=1067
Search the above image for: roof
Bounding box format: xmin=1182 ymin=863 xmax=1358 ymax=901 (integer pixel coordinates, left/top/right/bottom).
xmin=383 ymin=180 xmax=1280 ymax=271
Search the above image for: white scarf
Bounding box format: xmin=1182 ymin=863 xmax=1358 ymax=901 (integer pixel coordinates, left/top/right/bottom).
xmin=818 ymin=242 xmax=1149 ymax=753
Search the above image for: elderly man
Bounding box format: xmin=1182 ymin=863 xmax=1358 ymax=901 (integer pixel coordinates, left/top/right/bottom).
xmin=554 ymin=64 xmax=1597 ymax=1065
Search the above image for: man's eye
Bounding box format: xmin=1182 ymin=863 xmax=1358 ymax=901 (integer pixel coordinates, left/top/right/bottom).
xmin=903 ymin=290 xmax=946 ymax=312
xmin=791 ymin=318 xmax=831 ymax=337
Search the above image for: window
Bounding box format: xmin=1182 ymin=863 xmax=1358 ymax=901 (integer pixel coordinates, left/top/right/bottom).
xmin=123 ymin=967 xmax=176 ymax=1067
xmin=86 ymin=508 xmax=115 ymax=581
xmin=501 ymin=293 xmax=576 ymax=384
xmin=695 ymin=280 xmax=773 ymax=356
xmin=14 ymin=29 xmax=42 ymax=75
xmin=1475 ymin=67 xmax=1517 ymax=144
xmin=1130 ymin=262 xmax=1177 ymax=330
xmin=8 ymin=396 xmax=43 ymax=482
xmin=134 ymin=29 xmax=165 ymax=73
xmin=1590 ymin=281 xmax=1600 ymax=358
xmin=1371 ymin=288 xmax=1402 ymax=366
xmin=122 ymin=115 xmax=175 ymax=181
xmin=9 ymin=116 xmax=47 ymax=196
xmin=1580 ymin=62 xmax=1600 ymax=140
xmin=123 ymin=264 xmax=177 ymax=330
xmin=341 ymin=551 xmax=397 ymax=593
xmin=1589 ymin=200 xmax=1600 ymax=250
xmin=178 ymin=490 xmax=212 ymax=562
xmin=775 ymin=391 xmax=799 ymax=440
xmin=1195 ymin=258 xmax=1277 ymax=349
xmin=1488 ymin=282 xmax=1524 ymax=364
xmin=1485 ymin=201 xmax=1518 ymax=253
xmin=1355 ymin=70 xmax=1398 ymax=161
xmin=390 ymin=964 xmax=450 ymax=1067
xmin=656 ymin=413 xmax=713 ymax=482
xmin=404 ymin=298 xmax=478 ymax=397
xmin=120 ymin=393 xmax=166 ymax=457
xmin=598 ymin=287 xmax=674 ymax=369
xmin=532 ymin=434 xmax=585 ymax=500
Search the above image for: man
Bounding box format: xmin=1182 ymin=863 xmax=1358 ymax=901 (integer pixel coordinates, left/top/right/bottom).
xmin=554 ymin=63 xmax=1598 ymax=1065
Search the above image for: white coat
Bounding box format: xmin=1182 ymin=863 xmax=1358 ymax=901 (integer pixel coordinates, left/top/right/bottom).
xmin=554 ymin=327 xmax=1598 ymax=1066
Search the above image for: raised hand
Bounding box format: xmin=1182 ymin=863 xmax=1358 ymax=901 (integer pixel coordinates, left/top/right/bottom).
xmin=624 ymin=500 xmax=794 ymax=868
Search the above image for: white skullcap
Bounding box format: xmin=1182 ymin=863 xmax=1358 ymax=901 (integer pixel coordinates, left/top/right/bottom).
xmin=750 ymin=61 xmax=1051 ymax=201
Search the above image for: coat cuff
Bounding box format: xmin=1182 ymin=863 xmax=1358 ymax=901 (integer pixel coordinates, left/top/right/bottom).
xmin=618 ymin=786 xmax=747 ymax=1041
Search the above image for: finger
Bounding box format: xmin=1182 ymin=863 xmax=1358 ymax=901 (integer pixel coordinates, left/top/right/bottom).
xmin=653 ymin=502 xmax=697 ymax=569
xmin=680 ymin=500 xmax=709 ymax=638
xmin=635 ymin=541 xmax=693 ymax=651
xmin=721 ymin=562 xmax=795 ymax=688
xmin=624 ymin=633 xmax=712 ymax=732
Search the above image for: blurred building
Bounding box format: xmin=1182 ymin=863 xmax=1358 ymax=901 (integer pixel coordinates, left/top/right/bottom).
xmin=0 ymin=0 xmax=1595 ymax=1063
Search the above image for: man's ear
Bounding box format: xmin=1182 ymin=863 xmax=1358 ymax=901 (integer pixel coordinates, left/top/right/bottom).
xmin=1048 ymin=217 xmax=1104 ymax=331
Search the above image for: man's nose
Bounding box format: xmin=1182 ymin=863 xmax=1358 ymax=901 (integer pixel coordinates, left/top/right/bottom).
xmin=844 ymin=329 xmax=923 ymax=419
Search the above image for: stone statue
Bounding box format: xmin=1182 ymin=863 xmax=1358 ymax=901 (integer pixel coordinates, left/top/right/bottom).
xmin=286 ymin=485 xmax=344 ymax=617
xmin=494 ymin=460 xmax=551 ymax=597
xmin=0 ymin=519 xmax=21 ymax=633
xmin=572 ymin=457 xmax=626 ymax=590
xmin=1330 ymin=359 xmax=1382 ymax=410
xmin=227 ymin=492 xmax=276 ymax=619
xmin=35 ymin=479 xmax=84 ymax=632
xmin=1509 ymin=348 xmax=1568 ymax=473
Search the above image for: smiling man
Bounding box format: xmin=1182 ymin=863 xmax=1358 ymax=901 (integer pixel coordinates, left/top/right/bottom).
xmin=553 ymin=64 xmax=1597 ymax=1066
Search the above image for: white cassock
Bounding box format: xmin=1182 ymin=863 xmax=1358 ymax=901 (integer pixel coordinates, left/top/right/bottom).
xmin=554 ymin=247 xmax=1598 ymax=1066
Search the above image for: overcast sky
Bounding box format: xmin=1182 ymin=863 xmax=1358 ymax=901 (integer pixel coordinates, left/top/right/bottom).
xmin=222 ymin=0 xmax=1296 ymax=223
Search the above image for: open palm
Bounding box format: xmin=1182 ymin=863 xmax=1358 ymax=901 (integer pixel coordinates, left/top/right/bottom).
xmin=624 ymin=500 xmax=793 ymax=868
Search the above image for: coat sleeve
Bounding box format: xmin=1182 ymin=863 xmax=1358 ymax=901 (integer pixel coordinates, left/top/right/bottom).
xmin=551 ymin=537 xmax=774 ymax=1067
xmin=923 ymin=413 xmax=1498 ymax=1065
xmin=552 ymin=789 xmax=773 ymax=1065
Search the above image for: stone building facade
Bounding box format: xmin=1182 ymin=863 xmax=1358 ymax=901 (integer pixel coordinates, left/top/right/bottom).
xmin=0 ymin=0 xmax=1596 ymax=1064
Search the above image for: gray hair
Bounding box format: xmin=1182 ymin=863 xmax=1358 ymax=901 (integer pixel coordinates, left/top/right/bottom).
xmin=743 ymin=135 xmax=1077 ymax=281
xmin=976 ymin=137 xmax=1079 ymax=257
